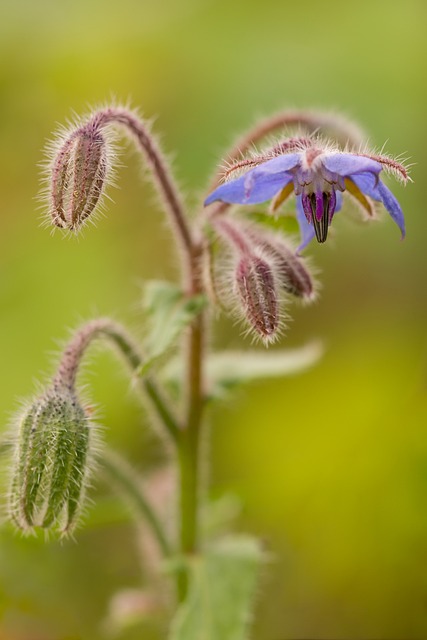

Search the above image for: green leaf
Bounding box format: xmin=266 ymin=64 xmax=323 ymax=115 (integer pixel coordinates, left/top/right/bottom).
xmin=201 ymin=494 xmax=242 ymax=540
xmin=163 ymin=341 xmax=323 ymax=399
xmin=169 ymin=536 xmax=264 ymax=640
xmin=247 ymin=209 xmax=299 ymax=234
xmin=140 ymin=280 xmax=207 ymax=374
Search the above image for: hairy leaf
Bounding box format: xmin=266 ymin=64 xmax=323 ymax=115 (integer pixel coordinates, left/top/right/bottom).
xmin=170 ymin=536 xmax=264 ymax=640
xmin=163 ymin=341 xmax=323 ymax=399
xmin=140 ymin=280 xmax=207 ymax=373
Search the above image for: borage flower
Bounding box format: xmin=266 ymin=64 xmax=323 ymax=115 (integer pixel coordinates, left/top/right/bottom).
xmin=204 ymin=142 xmax=409 ymax=251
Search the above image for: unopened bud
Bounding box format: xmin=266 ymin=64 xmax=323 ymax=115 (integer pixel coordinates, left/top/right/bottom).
xmin=245 ymin=228 xmax=316 ymax=301
xmin=235 ymin=254 xmax=279 ymax=342
xmin=9 ymin=386 xmax=93 ymax=535
xmin=266 ymin=240 xmax=315 ymax=300
xmin=49 ymin=122 xmax=108 ymax=231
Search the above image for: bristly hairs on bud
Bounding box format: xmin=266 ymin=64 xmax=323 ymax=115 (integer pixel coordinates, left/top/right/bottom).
xmin=40 ymin=104 xmax=193 ymax=281
xmin=235 ymin=253 xmax=280 ymax=344
xmin=7 ymin=382 xmax=98 ymax=537
xmin=210 ymin=217 xmax=285 ymax=344
xmin=5 ymin=317 xmax=146 ymax=537
xmin=244 ymin=227 xmax=319 ymax=304
xmin=41 ymin=107 xmax=120 ymax=234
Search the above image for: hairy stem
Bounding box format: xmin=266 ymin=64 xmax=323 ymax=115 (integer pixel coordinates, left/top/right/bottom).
xmin=54 ymin=318 xmax=180 ymax=443
xmin=94 ymin=107 xmax=193 ymax=278
xmin=101 ymin=448 xmax=172 ymax=557
xmin=95 ymin=110 xmax=208 ymax=600
xmin=177 ymin=241 xmax=206 ymax=601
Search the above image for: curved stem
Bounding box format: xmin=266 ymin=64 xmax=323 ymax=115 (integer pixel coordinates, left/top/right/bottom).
xmin=101 ymin=448 xmax=172 ymax=557
xmin=211 ymin=217 xmax=254 ymax=255
xmin=54 ymin=318 xmax=180 ymax=443
xmin=94 ymin=108 xmax=193 ymax=280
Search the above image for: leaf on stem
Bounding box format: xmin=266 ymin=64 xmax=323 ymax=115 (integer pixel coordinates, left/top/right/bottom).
xmin=140 ymin=280 xmax=207 ymax=374
xmin=169 ymin=535 xmax=264 ymax=640
xmin=163 ymin=341 xmax=323 ymax=399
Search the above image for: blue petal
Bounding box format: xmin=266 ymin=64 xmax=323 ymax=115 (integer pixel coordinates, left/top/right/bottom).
xmin=322 ymin=153 xmax=382 ymax=177
xmin=350 ymin=174 xmax=405 ymax=238
xmin=204 ymin=152 xmax=301 ymax=206
xmin=247 ymin=152 xmax=301 ymax=176
xmin=204 ymin=171 xmax=293 ymax=206
xmin=296 ymin=196 xmax=315 ymax=252
xmin=335 ymin=191 xmax=343 ymax=212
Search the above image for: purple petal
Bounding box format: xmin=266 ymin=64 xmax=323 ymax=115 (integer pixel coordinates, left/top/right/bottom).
xmin=204 ymin=153 xmax=301 ymax=206
xmin=247 ymin=152 xmax=301 ymax=176
xmin=322 ymin=153 xmax=382 ymax=177
xmin=204 ymin=172 xmax=293 ymax=206
xmin=296 ymin=196 xmax=316 ymax=252
xmin=335 ymin=191 xmax=343 ymax=212
xmin=350 ymin=174 xmax=405 ymax=238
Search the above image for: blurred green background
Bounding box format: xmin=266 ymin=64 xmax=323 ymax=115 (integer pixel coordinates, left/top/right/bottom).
xmin=0 ymin=0 xmax=426 ymax=638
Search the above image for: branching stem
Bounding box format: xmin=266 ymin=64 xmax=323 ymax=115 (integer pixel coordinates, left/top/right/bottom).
xmin=177 ymin=240 xmax=206 ymax=601
xmin=101 ymin=448 xmax=172 ymax=557
xmin=54 ymin=318 xmax=180 ymax=443
xmin=94 ymin=107 xmax=194 ymax=280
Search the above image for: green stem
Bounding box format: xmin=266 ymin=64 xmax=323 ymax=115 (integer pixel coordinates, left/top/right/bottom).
xmin=108 ymin=326 xmax=181 ymax=443
xmin=54 ymin=318 xmax=180 ymax=443
xmin=177 ymin=244 xmax=206 ymax=601
xmin=101 ymin=448 xmax=172 ymax=557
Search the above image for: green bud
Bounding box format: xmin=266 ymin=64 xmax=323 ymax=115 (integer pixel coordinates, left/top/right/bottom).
xmin=8 ymin=386 xmax=93 ymax=535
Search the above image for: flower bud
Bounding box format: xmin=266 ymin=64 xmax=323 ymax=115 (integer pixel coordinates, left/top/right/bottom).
xmin=245 ymin=228 xmax=316 ymax=301
xmin=265 ymin=240 xmax=315 ymax=300
xmin=49 ymin=123 xmax=108 ymax=231
xmin=235 ymin=254 xmax=279 ymax=342
xmin=8 ymin=386 xmax=93 ymax=535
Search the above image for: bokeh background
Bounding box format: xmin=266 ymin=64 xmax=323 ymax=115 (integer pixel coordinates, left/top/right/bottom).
xmin=0 ymin=0 xmax=426 ymax=638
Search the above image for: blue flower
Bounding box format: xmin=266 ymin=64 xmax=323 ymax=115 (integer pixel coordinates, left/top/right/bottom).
xmin=204 ymin=146 xmax=408 ymax=251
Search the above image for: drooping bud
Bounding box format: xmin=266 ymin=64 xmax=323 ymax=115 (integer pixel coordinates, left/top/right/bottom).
xmin=49 ymin=120 xmax=108 ymax=231
xmin=244 ymin=227 xmax=316 ymax=301
xmin=264 ymin=241 xmax=315 ymax=301
xmin=273 ymin=243 xmax=315 ymax=300
xmin=235 ymin=254 xmax=280 ymax=342
xmin=8 ymin=385 xmax=93 ymax=535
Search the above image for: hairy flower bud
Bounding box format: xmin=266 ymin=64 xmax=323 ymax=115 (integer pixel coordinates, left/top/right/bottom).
xmin=260 ymin=237 xmax=315 ymax=301
xmin=242 ymin=226 xmax=316 ymax=301
xmin=49 ymin=121 xmax=108 ymax=231
xmin=235 ymin=254 xmax=279 ymax=342
xmin=8 ymin=386 xmax=93 ymax=535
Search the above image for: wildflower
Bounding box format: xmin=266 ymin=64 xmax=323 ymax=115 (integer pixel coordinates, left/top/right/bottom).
xmin=204 ymin=143 xmax=409 ymax=250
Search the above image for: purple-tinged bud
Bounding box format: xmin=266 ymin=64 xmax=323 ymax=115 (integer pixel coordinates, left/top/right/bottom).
xmin=275 ymin=246 xmax=315 ymax=300
xmin=244 ymin=227 xmax=316 ymax=302
xmin=49 ymin=122 xmax=108 ymax=231
xmin=235 ymin=254 xmax=280 ymax=342
xmin=263 ymin=239 xmax=315 ymax=301
xmin=8 ymin=385 xmax=94 ymax=535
